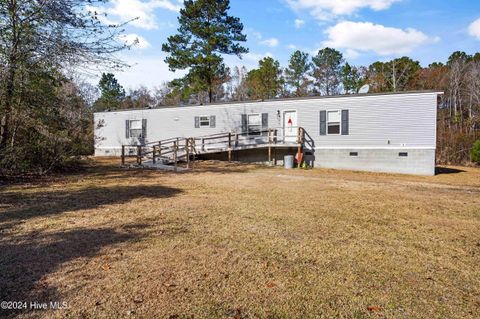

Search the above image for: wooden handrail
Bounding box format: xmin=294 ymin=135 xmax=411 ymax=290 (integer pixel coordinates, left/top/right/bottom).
xmin=143 ymin=137 xmax=179 ymax=146
xmin=121 ymin=126 xmax=309 ymax=169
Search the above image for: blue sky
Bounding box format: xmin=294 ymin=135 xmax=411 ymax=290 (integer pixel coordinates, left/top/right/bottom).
xmin=88 ymin=0 xmax=480 ymax=89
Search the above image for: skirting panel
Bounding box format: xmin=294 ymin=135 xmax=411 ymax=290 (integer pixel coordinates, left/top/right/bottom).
xmin=312 ymin=148 xmax=435 ymax=176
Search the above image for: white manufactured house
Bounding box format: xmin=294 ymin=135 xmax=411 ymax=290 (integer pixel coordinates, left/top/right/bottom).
xmin=94 ymin=91 xmax=442 ymax=175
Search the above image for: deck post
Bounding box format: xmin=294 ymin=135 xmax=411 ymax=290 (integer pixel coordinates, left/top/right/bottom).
xmin=186 ymin=138 xmax=190 ymax=169
xmin=274 ymin=129 xmax=278 ymax=166
xmin=267 ymin=129 xmax=271 ymax=165
xmin=137 ymin=145 xmax=142 ymax=165
xmin=121 ymin=145 xmax=125 ymax=166
xmin=189 ymin=138 xmax=194 ymax=168
xmin=228 ymin=133 xmax=232 ymax=162
xmin=152 ymin=145 xmax=156 ymax=164
xmin=201 ymin=138 xmax=205 ymax=152
xmin=173 ymin=141 xmax=178 ymax=172
xmin=274 ymin=147 xmax=277 ymax=166
xmin=158 ymin=141 xmax=162 ymax=160
xmin=268 ymin=144 xmax=272 ymax=166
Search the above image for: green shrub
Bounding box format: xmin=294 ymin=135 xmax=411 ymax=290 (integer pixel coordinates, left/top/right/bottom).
xmin=470 ymin=140 xmax=480 ymax=164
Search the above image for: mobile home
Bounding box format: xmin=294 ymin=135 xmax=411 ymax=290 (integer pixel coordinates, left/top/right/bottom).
xmin=94 ymin=91 xmax=441 ymax=175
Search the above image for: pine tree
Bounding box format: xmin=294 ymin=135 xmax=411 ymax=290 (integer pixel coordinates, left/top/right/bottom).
xmin=162 ymin=0 xmax=248 ymax=103
xmin=285 ymin=50 xmax=312 ymax=97
xmin=341 ymin=63 xmax=365 ymax=94
xmin=312 ymin=48 xmax=344 ymax=96
xmin=246 ymin=57 xmax=282 ymax=100
xmin=93 ymin=73 xmax=126 ymax=112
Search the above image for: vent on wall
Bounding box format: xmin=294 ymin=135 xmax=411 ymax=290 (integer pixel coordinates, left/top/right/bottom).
xmin=349 ymin=152 xmax=358 ymax=157
xmin=399 ymin=152 xmax=408 ymax=157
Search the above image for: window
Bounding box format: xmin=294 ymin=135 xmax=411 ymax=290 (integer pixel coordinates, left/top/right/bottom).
xmin=399 ymin=152 xmax=408 ymax=157
xmin=199 ymin=116 xmax=210 ymax=127
xmin=195 ymin=116 xmax=215 ymax=128
xmin=349 ymin=152 xmax=358 ymax=157
xmin=129 ymin=120 xmax=143 ymax=138
xmin=126 ymin=119 xmax=146 ymax=139
xmin=327 ymin=111 xmax=341 ymax=134
xmin=248 ymin=113 xmax=262 ymax=135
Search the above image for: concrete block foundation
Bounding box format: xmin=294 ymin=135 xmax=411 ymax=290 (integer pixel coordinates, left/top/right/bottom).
xmin=197 ymin=147 xmax=436 ymax=176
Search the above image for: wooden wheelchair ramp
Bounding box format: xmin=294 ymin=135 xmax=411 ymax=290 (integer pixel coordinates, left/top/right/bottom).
xmin=121 ymin=127 xmax=314 ymax=171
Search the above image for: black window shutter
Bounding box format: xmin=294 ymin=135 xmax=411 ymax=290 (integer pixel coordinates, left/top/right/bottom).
xmin=341 ymin=110 xmax=349 ymax=135
xmin=262 ymin=113 xmax=268 ymax=129
xmin=210 ymin=115 xmax=216 ymax=128
xmin=194 ymin=116 xmax=200 ymax=128
xmin=126 ymin=120 xmax=130 ymax=138
xmin=319 ymin=111 xmax=327 ymax=135
xmin=142 ymin=119 xmax=147 ymax=138
xmin=241 ymin=114 xmax=247 ymax=133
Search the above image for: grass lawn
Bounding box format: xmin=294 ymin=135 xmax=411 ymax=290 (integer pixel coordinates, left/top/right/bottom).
xmin=1 ymin=158 xmax=479 ymax=319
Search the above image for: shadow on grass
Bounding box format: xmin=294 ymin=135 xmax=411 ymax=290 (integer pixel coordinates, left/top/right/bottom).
xmin=435 ymin=166 xmax=466 ymax=175
xmin=0 ymin=224 xmax=150 ymax=318
xmin=0 ymin=158 xmax=166 ymax=186
xmin=0 ymin=185 xmax=182 ymax=227
xmin=183 ymin=161 xmax=272 ymax=174
xmin=0 ymin=158 xmax=271 ymax=188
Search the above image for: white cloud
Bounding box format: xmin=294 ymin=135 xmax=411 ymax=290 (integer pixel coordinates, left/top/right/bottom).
xmin=294 ymin=19 xmax=305 ymax=28
xmin=244 ymin=52 xmax=274 ymax=62
xmin=344 ymin=48 xmax=360 ymax=59
xmin=468 ymin=18 xmax=480 ymax=39
xmin=323 ymin=21 xmax=434 ymax=56
xmin=248 ymin=30 xmax=280 ymax=48
xmin=260 ymin=38 xmax=280 ymax=47
xmin=288 ymin=44 xmax=297 ymax=50
xmin=88 ymin=0 xmax=182 ymax=30
xmin=287 ymin=0 xmax=401 ymax=20
xmin=222 ymin=52 xmax=275 ymax=73
xmin=118 ymin=33 xmax=151 ymax=49
xmin=250 ymin=30 xmax=263 ymax=40
xmin=112 ymin=55 xmax=186 ymax=89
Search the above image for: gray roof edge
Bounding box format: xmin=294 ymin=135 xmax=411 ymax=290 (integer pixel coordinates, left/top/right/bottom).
xmin=94 ymin=90 xmax=444 ymax=114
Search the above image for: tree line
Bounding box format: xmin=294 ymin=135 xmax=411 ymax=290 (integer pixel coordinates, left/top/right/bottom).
xmin=95 ymin=47 xmax=480 ymax=165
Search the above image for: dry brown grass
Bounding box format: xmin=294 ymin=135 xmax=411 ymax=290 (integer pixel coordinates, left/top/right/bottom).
xmin=1 ymin=158 xmax=479 ymax=319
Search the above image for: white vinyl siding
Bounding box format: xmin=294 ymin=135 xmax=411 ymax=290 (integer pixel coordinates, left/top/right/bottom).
xmin=95 ymin=92 xmax=438 ymax=151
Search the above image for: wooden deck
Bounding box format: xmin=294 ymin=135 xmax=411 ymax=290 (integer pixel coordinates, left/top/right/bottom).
xmin=121 ymin=127 xmax=314 ymax=171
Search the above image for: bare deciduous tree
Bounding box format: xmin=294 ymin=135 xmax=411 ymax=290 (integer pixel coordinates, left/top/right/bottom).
xmin=0 ymin=0 xmax=128 ymax=150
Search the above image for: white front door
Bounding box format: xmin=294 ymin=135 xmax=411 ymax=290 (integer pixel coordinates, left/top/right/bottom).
xmin=283 ymin=110 xmax=298 ymax=143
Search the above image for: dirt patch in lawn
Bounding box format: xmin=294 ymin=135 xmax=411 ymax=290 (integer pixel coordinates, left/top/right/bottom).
xmin=1 ymin=158 xmax=479 ymax=318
